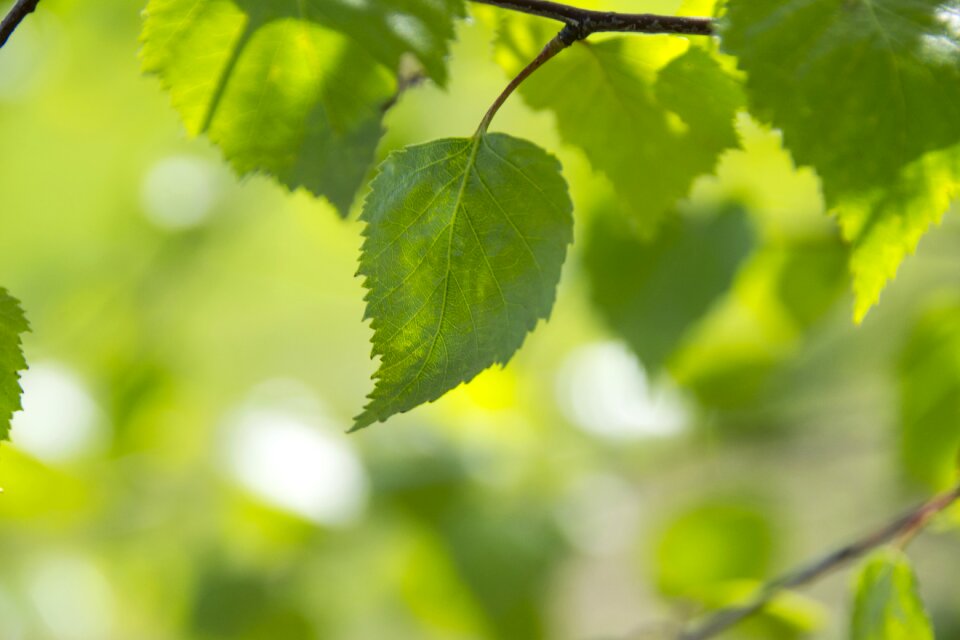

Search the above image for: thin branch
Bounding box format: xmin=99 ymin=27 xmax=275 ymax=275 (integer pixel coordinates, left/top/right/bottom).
xmin=476 ymin=24 xmax=577 ymax=133
xmin=469 ymin=0 xmax=714 ymax=37
xmin=0 ymin=0 xmax=40 ymax=49
xmin=676 ymin=483 xmax=960 ymax=640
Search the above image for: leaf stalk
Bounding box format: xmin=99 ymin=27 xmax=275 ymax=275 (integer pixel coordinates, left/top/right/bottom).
xmin=477 ymin=24 xmax=579 ymax=134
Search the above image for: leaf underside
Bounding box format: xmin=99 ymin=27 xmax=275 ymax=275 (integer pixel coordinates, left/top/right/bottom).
xmin=0 ymin=289 xmax=29 ymax=441
xmin=141 ymin=0 xmax=464 ymax=215
xmin=355 ymin=133 xmax=573 ymax=429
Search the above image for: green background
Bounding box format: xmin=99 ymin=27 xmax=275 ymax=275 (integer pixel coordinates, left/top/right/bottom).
xmin=2 ymin=1 xmax=960 ymax=638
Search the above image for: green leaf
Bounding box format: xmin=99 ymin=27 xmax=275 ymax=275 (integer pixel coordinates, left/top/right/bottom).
xmin=851 ymin=549 xmax=934 ymax=640
xmin=654 ymin=499 xmax=775 ymax=600
xmin=722 ymin=0 xmax=960 ymax=320
xmin=0 ymin=289 xmax=29 ymax=441
xmin=496 ymin=20 xmax=743 ymax=231
xmin=584 ymin=203 xmax=754 ymax=372
xmin=899 ymin=302 xmax=960 ymax=490
xmin=141 ymin=0 xmax=464 ymax=214
xmin=840 ymin=146 xmax=960 ymax=321
xmin=355 ymin=133 xmax=573 ymax=429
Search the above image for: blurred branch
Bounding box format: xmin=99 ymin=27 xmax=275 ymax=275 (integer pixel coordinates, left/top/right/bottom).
xmin=675 ymin=483 xmax=960 ymax=640
xmin=469 ymin=0 xmax=714 ymax=37
xmin=0 ymin=0 xmax=40 ymax=48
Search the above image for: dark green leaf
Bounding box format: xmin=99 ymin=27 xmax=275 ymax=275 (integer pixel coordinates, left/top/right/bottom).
xmin=584 ymin=203 xmax=753 ymax=372
xmin=851 ymin=548 xmax=934 ymax=640
xmin=355 ymin=133 xmax=573 ymax=429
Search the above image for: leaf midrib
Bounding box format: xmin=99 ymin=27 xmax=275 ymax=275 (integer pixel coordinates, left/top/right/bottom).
xmin=374 ymin=134 xmax=484 ymax=411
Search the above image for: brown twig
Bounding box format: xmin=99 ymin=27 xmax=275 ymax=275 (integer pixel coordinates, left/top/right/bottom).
xmin=469 ymin=0 xmax=714 ymax=37
xmin=675 ymin=483 xmax=960 ymax=640
xmin=0 ymin=0 xmax=40 ymax=49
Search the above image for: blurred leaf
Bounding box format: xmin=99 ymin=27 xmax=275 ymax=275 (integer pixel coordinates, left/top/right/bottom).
xmin=670 ymin=231 xmax=847 ymax=415
xmin=697 ymin=580 xmax=826 ymax=639
xmin=140 ymin=0 xmax=464 ymax=214
xmin=584 ymin=203 xmax=753 ymax=373
xmin=851 ymin=548 xmax=934 ymax=640
xmin=496 ymin=19 xmax=742 ymax=230
xmin=191 ymin=561 xmax=314 ymax=639
xmin=355 ymin=133 xmax=572 ymax=429
xmin=440 ymin=500 xmax=565 ymax=640
xmin=774 ymin=235 xmax=849 ymax=329
xmin=722 ymin=0 xmax=960 ymax=320
xmin=899 ymin=302 xmax=960 ymax=490
xmin=0 ymin=288 xmax=28 ymax=441
xmin=840 ymin=148 xmax=960 ymax=321
xmin=654 ymin=499 xmax=774 ymax=600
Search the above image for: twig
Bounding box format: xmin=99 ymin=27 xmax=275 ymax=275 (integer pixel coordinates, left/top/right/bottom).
xmin=469 ymin=0 xmax=714 ymax=37
xmin=0 ymin=0 xmax=40 ymax=49
xmin=675 ymin=483 xmax=960 ymax=640
xmin=477 ymin=24 xmax=578 ymax=133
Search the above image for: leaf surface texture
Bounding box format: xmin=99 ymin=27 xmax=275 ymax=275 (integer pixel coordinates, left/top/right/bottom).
xmin=356 ymin=133 xmax=573 ymax=428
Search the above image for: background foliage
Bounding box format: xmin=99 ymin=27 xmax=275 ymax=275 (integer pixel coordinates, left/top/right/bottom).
xmin=2 ymin=0 xmax=960 ymax=638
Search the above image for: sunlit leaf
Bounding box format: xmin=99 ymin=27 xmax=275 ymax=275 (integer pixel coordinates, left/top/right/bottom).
xmin=496 ymin=19 xmax=743 ymax=231
xmin=355 ymin=133 xmax=573 ymax=429
xmin=0 ymin=288 xmax=29 ymax=441
xmin=851 ymin=548 xmax=934 ymax=640
xmin=839 ymin=148 xmax=960 ymax=321
xmin=723 ymin=0 xmax=960 ymax=319
xmin=584 ymin=203 xmax=753 ymax=372
xmin=141 ymin=0 xmax=464 ymax=214
xmin=654 ymin=499 xmax=775 ymax=600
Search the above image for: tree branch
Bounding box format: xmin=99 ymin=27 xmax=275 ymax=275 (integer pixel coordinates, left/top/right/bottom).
xmin=469 ymin=0 xmax=714 ymax=37
xmin=676 ymin=482 xmax=960 ymax=640
xmin=0 ymin=0 xmax=40 ymax=49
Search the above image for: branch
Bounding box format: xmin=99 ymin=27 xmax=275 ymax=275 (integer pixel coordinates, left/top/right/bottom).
xmin=469 ymin=0 xmax=714 ymax=37
xmin=676 ymin=482 xmax=960 ymax=640
xmin=0 ymin=0 xmax=40 ymax=49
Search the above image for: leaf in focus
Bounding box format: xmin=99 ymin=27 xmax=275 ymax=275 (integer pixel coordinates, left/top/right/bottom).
xmin=0 ymin=289 xmax=29 ymax=441
xmin=899 ymin=302 xmax=960 ymax=490
xmin=584 ymin=203 xmax=754 ymax=373
xmin=851 ymin=548 xmax=934 ymax=640
xmin=723 ymin=0 xmax=960 ymax=319
xmin=496 ymin=19 xmax=743 ymax=231
xmin=141 ymin=0 xmax=464 ymax=214
xmin=355 ymin=133 xmax=573 ymax=429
